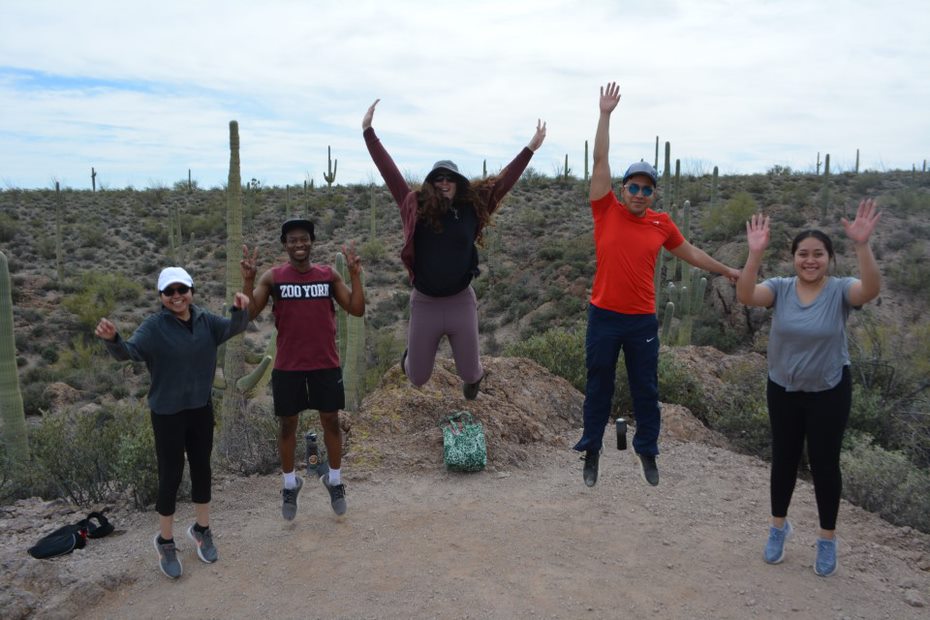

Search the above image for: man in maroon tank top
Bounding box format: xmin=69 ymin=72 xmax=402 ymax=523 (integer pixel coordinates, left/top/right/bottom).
xmin=241 ymin=219 xmax=365 ymax=520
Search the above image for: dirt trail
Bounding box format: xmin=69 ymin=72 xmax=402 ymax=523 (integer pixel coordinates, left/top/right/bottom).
xmin=4 ymin=357 xmax=929 ymax=619
xmin=66 ymin=436 xmax=930 ymax=620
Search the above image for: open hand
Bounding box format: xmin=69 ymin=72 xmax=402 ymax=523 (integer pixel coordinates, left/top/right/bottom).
xmin=599 ymin=82 xmax=621 ymax=114
xmin=746 ymin=213 xmax=770 ymax=254
xmin=362 ymin=99 xmax=380 ymax=130
xmin=842 ymin=198 xmax=881 ymax=245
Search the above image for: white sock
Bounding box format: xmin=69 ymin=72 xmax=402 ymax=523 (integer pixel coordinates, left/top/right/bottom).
xmin=328 ymin=467 xmax=341 ymax=486
xmin=283 ymin=471 xmax=297 ymax=489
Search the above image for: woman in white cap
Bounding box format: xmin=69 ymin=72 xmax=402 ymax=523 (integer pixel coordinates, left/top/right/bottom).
xmin=362 ymin=99 xmax=546 ymax=398
xmin=95 ymin=267 xmax=250 ymax=579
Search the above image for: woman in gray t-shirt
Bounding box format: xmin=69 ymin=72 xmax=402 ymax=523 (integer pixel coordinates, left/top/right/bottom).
xmin=736 ymin=198 xmax=881 ymax=578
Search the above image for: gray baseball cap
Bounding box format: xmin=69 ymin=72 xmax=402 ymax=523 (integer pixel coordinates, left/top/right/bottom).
xmin=622 ymin=161 xmax=658 ymax=186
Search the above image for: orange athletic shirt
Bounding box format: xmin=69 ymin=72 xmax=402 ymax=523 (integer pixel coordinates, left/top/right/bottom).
xmin=590 ymin=192 xmax=685 ymax=314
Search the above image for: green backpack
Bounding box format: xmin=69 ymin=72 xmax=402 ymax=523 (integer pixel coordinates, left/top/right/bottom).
xmin=440 ymin=411 xmax=487 ymax=472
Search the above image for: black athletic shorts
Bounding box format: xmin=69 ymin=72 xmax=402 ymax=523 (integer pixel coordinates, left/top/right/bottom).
xmin=271 ymin=367 xmax=345 ymax=416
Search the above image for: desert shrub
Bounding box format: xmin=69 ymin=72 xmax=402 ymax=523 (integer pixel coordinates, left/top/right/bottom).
xmin=62 ymin=271 xmax=144 ymax=329
xmin=891 ymin=189 xmax=930 ymax=215
xmin=78 ymin=224 xmax=106 ymax=248
xmin=706 ymin=361 xmax=770 ymax=457
xmin=361 ymin=239 xmax=387 ymax=264
xmin=841 ymin=435 xmax=930 ymax=533
xmin=112 ymin=404 xmax=159 ymax=509
xmin=505 ymin=323 xmax=587 ymax=393
xmin=887 ymin=242 xmax=930 ymax=301
xmin=216 ymin=396 xmax=299 ymax=475
xmin=0 ymin=212 xmax=17 ymax=241
xmin=657 ymin=354 xmax=709 ymax=423
xmin=30 ymin=409 xmax=123 ymax=505
xmin=703 ymin=191 xmax=758 ymax=240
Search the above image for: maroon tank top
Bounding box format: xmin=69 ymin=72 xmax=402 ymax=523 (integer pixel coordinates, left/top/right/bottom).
xmin=271 ymin=263 xmax=340 ymax=371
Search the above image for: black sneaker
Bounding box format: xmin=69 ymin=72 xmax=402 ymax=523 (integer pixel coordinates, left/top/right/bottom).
xmin=638 ymin=453 xmax=659 ymax=486
xmin=463 ymin=374 xmax=484 ymax=400
xmin=582 ymin=450 xmax=600 ymax=487
xmin=400 ymin=349 xmax=408 ymax=377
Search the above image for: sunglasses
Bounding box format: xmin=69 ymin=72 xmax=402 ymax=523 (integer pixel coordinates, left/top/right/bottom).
xmin=625 ymin=183 xmax=655 ymax=197
xmin=160 ymin=285 xmax=191 ymax=296
xmin=432 ymin=174 xmax=455 ymax=184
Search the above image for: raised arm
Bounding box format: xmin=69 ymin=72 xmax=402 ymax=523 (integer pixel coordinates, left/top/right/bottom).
xmin=362 ymin=99 xmax=411 ymax=206
xmin=735 ymin=213 xmax=775 ymax=307
xmin=843 ymin=198 xmax=882 ymax=306
xmin=589 ymin=82 xmax=621 ymax=202
xmin=332 ymin=243 xmax=365 ymax=317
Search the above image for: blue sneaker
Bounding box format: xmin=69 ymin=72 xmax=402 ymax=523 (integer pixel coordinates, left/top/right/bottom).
xmin=814 ymin=537 xmax=838 ymax=577
xmin=763 ymin=521 xmax=793 ymax=564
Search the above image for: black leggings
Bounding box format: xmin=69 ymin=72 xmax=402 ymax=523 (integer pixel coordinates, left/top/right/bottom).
xmin=151 ymin=403 xmax=214 ymax=517
xmin=767 ymin=367 xmax=851 ymax=530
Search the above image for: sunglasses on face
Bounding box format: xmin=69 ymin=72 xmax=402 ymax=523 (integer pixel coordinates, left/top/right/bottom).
xmin=160 ymin=285 xmax=190 ymax=296
xmin=432 ymin=174 xmax=455 ymax=184
xmin=625 ymin=183 xmax=655 ymax=197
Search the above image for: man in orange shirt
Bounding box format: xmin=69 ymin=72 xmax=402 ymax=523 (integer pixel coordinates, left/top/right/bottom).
xmin=576 ymin=82 xmax=739 ymax=487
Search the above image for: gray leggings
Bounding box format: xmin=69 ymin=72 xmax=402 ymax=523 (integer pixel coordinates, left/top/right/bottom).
xmin=403 ymin=286 xmax=483 ymax=387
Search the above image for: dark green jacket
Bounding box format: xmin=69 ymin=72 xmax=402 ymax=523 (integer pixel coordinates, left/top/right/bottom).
xmin=104 ymin=305 xmax=249 ymax=415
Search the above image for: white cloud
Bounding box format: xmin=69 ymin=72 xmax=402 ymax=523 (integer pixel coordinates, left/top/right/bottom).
xmin=1 ymin=0 xmax=928 ymax=188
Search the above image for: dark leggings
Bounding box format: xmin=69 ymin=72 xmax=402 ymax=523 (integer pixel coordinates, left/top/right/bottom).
xmin=767 ymin=367 xmax=851 ymax=530
xmin=151 ymin=403 xmax=214 ymax=516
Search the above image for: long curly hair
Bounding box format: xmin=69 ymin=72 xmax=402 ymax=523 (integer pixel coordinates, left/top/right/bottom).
xmin=416 ymin=176 xmax=499 ymax=245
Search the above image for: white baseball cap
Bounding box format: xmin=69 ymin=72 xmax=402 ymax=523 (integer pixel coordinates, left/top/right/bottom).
xmin=157 ymin=267 xmax=194 ymax=292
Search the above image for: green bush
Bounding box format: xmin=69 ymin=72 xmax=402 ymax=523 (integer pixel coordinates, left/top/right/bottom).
xmin=841 ymin=434 xmax=930 ymax=533
xmin=704 ymin=361 xmax=770 ymax=457
xmin=0 ymin=212 xmax=17 ymax=241
xmin=30 ymin=409 xmax=122 ymax=505
xmin=62 ymin=271 xmax=145 ymax=329
xmin=703 ymin=191 xmax=758 ymax=240
xmin=505 ymin=323 xmax=587 ymax=393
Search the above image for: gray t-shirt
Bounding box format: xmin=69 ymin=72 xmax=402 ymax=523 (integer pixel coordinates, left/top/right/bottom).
xmin=763 ymin=276 xmax=856 ymax=392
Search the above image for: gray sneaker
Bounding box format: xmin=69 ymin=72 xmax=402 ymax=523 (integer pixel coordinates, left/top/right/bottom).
xmin=187 ymin=524 xmax=218 ymax=563
xmin=153 ymin=534 xmax=183 ymax=579
xmin=281 ymin=476 xmax=303 ymax=521
xmin=463 ymin=374 xmax=484 ymax=400
xmin=317 ymin=465 xmax=347 ymax=516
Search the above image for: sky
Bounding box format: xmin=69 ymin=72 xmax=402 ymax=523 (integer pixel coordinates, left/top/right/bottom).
xmin=1 ymin=0 xmax=928 ymax=190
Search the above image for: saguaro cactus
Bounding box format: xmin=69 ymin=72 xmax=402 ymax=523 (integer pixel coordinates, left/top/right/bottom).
xmin=711 ymin=166 xmax=719 ymax=209
xmin=55 ymin=182 xmax=63 ymax=283
xmin=91 ymin=167 xmax=97 ymax=192
xmin=335 ymin=251 xmax=366 ymax=411
xmin=821 ymin=153 xmax=831 ymax=216
xmin=324 ymin=146 xmax=337 ymax=187
xmin=220 ymin=121 xmax=246 ymax=437
xmin=584 ymin=140 xmax=589 ymax=181
xmin=0 ymin=251 xmax=29 ymax=462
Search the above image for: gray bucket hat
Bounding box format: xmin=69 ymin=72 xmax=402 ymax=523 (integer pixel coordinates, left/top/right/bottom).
xmin=621 ymin=161 xmax=659 ymax=186
xmin=425 ymin=160 xmax=469 ymax=185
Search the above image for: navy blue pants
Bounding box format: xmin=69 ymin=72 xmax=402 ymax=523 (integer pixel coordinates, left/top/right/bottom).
xmin=574 ymin=305 xmax=661 ymax=456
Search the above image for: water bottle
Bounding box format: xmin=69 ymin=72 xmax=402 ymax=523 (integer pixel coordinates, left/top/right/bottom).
xmin=616 ymin=417 xmax=627 ymax=450
xmin=305 ymin=432 xmax=319 ymax=474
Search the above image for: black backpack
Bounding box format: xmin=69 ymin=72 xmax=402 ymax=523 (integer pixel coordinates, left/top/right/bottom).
xmin=27 ymin=512 xmax=114 ymax=559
